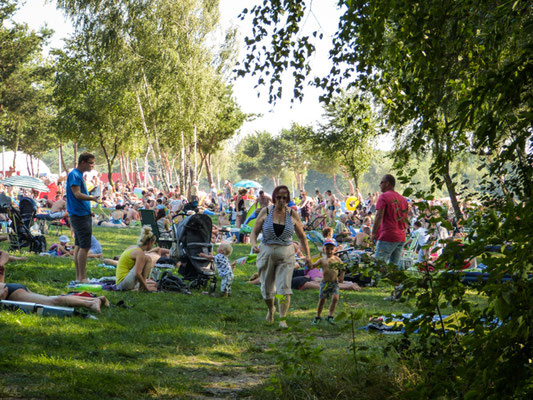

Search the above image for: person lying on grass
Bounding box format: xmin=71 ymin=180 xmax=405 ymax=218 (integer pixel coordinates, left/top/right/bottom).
xmin=115 ymin=225 xmax=159 ymax=292
xmin=0 ymin=251 xmax=27 ymax=283
xmin=0 ymin=252 xmax=109 ymax=313
xmin=312 ymin=238 xmax=345 ymax=325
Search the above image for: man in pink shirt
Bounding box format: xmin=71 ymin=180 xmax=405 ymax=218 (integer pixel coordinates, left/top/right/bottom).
xmin=371 ymin=174 xmax=409 ymax=266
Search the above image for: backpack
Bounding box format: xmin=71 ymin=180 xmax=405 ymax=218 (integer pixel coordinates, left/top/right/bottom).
xmin=158 ymin=272 xmax=191 ymax=294
xmin=30 ymin=235 xmax=47 ymax=254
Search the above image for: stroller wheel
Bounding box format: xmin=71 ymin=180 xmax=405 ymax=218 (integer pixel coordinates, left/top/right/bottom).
xmin=209 ymin=279 xmax=217 ymax=294
xmin=188 ymin=280 xmax=200 ymax=290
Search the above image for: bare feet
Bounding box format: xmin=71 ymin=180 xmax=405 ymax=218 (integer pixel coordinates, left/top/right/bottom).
xmin=9 ymin=255 xmax=27 ymax=262
xmin=90 ymin=299 xmax=101 ymax=313
xmin=278 ymin=320 xmax=288 ymax=329
xmin=98 ymin=296 xmax=110 ymax=308
xmin=266 ymin=307 xmax=275 ymax=323
xmin=0 ymin=251 xmax=10 ymax=266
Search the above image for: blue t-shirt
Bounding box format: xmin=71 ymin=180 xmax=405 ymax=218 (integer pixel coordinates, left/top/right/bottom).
xmin=90 ymin=235 xmax=103 ymax=255
xmin=66 ymin=168 xmax=91 ymax=216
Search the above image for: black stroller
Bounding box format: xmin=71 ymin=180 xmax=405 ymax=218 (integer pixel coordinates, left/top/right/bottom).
xmin=171 ymin=213 xmax=217 ymax=292
xmin=0 ymin=193 xmax=46 ymax=253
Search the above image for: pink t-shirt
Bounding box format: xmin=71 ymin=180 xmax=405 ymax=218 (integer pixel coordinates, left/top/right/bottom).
xmin=376 ymin=190 xmax=408 ymax=242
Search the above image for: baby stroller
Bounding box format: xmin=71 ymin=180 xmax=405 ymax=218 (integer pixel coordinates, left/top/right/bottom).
xmin=171 ymin=213 xmax=217 ymax=292
xmin=0 ymin=193 xmax=46 ymax=253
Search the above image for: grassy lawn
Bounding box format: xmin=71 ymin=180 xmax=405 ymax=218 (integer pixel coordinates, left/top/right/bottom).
xmin=0 ymin=224 xmax=482 ymax=399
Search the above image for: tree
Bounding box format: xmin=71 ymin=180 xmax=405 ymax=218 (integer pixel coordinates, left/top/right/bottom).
xmin=308 ymin=92 xmax=377 ymax=190
xmin=238 ymin=0 xmax=532 ymax=209
xmin=0 ymin=1 xmax=54 ymax=168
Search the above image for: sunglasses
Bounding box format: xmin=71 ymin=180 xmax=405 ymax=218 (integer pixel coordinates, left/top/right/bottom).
xmin=276 ymin=195 xmax=289 ymax=200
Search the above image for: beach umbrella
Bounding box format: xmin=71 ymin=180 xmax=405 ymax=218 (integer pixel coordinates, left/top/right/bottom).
xmin=0 ymin=176 xmax=49 ymax=192
xmin=233 ymin=179 xmax=262 ymax=189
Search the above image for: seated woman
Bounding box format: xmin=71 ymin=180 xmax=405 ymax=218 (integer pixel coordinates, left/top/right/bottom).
xmin=0 ymin=252 xmax=109 ymax=312
xmin=155 ymin=208 xmax=171 ymax=238
xmin=115 ymin=226 xmax=159 ymax=291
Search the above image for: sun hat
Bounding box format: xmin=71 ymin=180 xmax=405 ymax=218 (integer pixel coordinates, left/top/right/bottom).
xmin=59 ymin=235 xmax=70 ymax=243
xmin=324 ymin=238 xmax=337 ymax=247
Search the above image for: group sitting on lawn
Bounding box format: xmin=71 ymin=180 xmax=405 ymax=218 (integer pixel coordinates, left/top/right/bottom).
xmin=1 ymin=173 xmax=473 ymax=326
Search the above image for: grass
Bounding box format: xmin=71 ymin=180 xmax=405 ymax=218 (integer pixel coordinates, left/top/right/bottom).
xmin=0 ymin=224 xmax=481 ymax=399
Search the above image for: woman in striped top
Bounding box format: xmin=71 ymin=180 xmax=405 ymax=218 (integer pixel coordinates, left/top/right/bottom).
xmin=251 ymin=185 xmax=312 ymax=328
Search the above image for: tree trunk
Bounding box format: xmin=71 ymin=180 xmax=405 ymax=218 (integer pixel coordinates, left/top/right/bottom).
xmin=59 ymin=143 xmax=68 ymax=175
xmin=180 ymin=132 xmax=186 ymax=192
xmin=73 ymin=142 xmax=77 ymax=169
xmin=333 ymin=174 xmax=344 ymax=198
xmin=442 ymin=166 xmax=462 ymax=220
xmin=193 ymin=125 xmax=198 ymax=181
xmin=205 ymin=154 xmax=214 ymax=187
xmin=13 ymin=136 xmax=19 ymax=168
xmin=134 ymin=158 xmax=141 ymax=187
xmin=143 ymin=147 xmax=150 ymax=187
xmin=343 ymin=169 xmax=356 ymax=194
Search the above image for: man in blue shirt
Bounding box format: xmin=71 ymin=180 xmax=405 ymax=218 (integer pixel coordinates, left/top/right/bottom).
xmin=67 ymin=152 xmax=100 ymax=282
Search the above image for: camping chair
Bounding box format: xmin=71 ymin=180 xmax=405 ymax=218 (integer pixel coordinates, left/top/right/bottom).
xmin=400 ymin=232 xmax=420 ymax=270
xmin=304 ymin=213 xmax=327 ymax=231
xmin=139 ymin=209 xmax=175 ymax=249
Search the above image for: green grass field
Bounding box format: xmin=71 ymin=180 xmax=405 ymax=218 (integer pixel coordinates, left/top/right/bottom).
xmin=0 ymin=224 xmax=472 ymax=399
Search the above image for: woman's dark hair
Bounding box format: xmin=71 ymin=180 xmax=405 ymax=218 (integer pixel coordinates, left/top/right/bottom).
xmin=156 ymin=208 xmax=166 ymax=220
xmin=272 ymin=185 xmax=291 ymax=204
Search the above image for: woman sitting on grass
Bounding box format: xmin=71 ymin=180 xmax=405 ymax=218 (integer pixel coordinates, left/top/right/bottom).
xmin=0 ymin=251 xmax=109 ymax=313
xmin=115 ymin=226 xmax=159 ymax=292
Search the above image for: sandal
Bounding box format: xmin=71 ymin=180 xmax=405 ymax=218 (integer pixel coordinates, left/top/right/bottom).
xmin=326 ymin=316 xmax=336 ymax=325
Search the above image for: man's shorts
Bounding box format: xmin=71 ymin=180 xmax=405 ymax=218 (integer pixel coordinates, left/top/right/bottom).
xmin=328 ymin=206 xmax=335 ymax=211
xmin=70 ymin=214 xmax=92 ymax=249
xmin=319 ymin=281 xmax=340 ymax=299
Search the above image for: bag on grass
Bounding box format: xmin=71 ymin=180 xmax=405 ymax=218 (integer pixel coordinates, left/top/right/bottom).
xmin=30 ymin=235 xmax=47 ymax=254
xmin=158 ymin=272 xmax=191 ymax=295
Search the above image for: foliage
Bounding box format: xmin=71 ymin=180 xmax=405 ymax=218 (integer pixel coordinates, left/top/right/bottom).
xmin=0 ymin=1 xmax=54 ymax=160
xmin=309 ymin=92 xmax=378 ymax=189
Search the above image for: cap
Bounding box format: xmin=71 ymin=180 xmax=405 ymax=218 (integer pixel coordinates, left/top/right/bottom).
xmin=324 ymin=238 xmax=337 ymax=247
xmin=59 ymin=235 xmax=70 ymax=243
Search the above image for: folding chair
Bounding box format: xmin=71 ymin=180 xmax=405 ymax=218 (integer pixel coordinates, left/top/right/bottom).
xmin=139 ymin=209 xmax=175 ymax=249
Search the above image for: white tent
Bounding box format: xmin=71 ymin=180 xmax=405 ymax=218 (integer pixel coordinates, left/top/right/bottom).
xmin=0 ymin=150 xmax=51 ymax=177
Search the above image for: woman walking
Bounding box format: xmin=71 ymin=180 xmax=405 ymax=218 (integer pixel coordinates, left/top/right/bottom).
xmin=250 ymin=185 xmax=312 ymax=328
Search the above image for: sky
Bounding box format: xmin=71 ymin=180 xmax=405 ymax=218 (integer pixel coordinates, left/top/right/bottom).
xmin=12 ymin=0 xmax=392 ymax=150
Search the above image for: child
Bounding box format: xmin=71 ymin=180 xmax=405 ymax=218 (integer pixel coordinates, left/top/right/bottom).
xmin=199 ymin=243 xmax=236 ymax=296
xmin=48 ymin=235 xmax=73 ymax=257
xmin=312 ymin=238 xmax=344 ymax=325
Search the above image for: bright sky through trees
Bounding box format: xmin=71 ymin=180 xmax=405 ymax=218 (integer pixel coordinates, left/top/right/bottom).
xmin=13 ymin=0 xmax=393 ymax=149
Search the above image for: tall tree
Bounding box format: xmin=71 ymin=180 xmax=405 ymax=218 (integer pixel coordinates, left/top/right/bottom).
xmin=0 ymin=0 xmax=54 ymax=165
xmin=308 ymin=92 xmax=377 ymax=190
xmin=238 ymin=0 xmax=532 ymax=210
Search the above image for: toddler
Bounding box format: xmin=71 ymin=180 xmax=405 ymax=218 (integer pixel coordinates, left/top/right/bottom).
xmin=312 ymin=238 xmax=344 ymax=325
xmin=199 ymin=243 xmax=236 ymax=296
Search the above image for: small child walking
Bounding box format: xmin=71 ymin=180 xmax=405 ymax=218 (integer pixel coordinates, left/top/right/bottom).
xmin=199 ymin=243 xmax=236 ymax=296
xmin=312 ymin=238 xmax=344 ymax=325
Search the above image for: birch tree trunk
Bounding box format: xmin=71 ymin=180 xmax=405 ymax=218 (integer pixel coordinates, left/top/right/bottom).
xmin=73 ymin=142 xmax=77 ymax=169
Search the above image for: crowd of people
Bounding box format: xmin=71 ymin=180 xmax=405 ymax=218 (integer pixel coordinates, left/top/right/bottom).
xmin=0 ymin=152 xmax=469 ymax=325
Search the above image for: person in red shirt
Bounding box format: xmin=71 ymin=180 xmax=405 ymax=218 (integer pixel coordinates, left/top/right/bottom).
xmin=371 ymin=174 xmax=409 ymax=266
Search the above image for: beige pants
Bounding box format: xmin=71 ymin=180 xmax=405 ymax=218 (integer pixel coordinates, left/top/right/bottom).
xmin=257 ymin=243 xmax=295 ymax=300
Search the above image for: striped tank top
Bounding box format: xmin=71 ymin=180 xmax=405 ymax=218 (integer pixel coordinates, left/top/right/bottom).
xmin=262 ymin=206 xmax=294 ymax=246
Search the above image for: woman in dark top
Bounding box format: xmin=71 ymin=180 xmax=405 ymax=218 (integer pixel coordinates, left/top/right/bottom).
xmin=250 ymin=185 xmax=312 ymax=328
xmin=235 ymin=188 xmax=248 ymax=228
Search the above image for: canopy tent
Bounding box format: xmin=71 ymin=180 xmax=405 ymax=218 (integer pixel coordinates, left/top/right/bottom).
xmin=0 ymin=151 xmax=51 ymax=177
xmin=0 ymin=176 xmax=49 ymax=192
